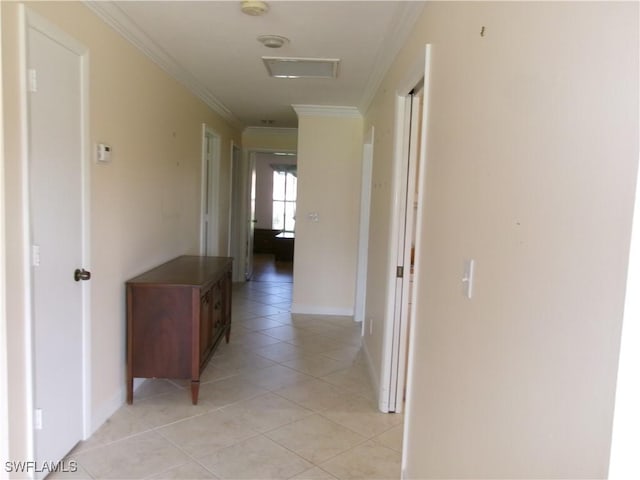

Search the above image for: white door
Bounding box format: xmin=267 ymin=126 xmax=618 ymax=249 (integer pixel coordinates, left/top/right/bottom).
xmin=386 ymin=90 xmax=422 ymax=413
xmin=381 ymin=45 xmax=431 ymax=414
xmin=27 ymin=12 xmax=88 ymax=471
xmin=201 ymin=126 xmax=220 ymax=256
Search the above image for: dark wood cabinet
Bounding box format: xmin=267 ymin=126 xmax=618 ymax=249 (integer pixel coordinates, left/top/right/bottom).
xmin=253 ymin=228 xmax=281 ymax=254
xmin=126 ymin=255 xmax=232 ymax=404
xmin=274 ymin=232 xmax=295 ymax=261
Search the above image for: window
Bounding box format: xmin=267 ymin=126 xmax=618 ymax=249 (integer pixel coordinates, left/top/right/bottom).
xmin=272 ymin=169 xmax=296 ymax=233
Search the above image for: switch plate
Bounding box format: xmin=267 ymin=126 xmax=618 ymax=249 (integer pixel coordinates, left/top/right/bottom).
xmin=462 ymin=259 xmax=475 ymax=299
xmin=96 ymin=143 xmax=112 ymax=163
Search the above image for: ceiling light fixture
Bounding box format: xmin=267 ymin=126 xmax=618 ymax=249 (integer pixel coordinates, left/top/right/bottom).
xmin=257 ymin=35 xmax=289 ymax=49
xmin=240 ymin=1 xmax=269 ymax=16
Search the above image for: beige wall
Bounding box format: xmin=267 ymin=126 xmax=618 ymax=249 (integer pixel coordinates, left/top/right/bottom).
xmin=361 ymin=83 xmax=399 ymax=388
xmin=292 ymin=114 xmax=363 ymax=315
xmin=242 ymin=127 xmax=298 ymax=153
xmin=2 ymin=0 xmax=240 ymax=462
xmin=363 ymin=1 xmax=638 ymax=478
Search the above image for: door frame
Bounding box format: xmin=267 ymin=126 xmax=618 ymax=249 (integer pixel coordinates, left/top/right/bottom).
xmin=227 ymin=141 xmax=241 ymax=258
xmin=0 ymin=6 xmax=10 ymax=473
xmin=200 ymin=124 xmax=221 ymax=256
xmin=355 ymin=127 xmax=375 ymax=325
xmin=380 ymin=45 xmax=431 ymax=414
xmin=242 ymin=147 xmax=297 ymax=281
xmin=19 ymin=5 xmax=92 ymax=445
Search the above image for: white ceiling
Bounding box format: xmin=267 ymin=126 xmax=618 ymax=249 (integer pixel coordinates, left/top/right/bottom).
xmin=86 ymin=1 xmax=424 ymax=129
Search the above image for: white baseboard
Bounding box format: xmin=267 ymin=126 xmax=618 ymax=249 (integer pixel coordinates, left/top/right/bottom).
xmin=290 ymin=304 xmax=354 ymax=316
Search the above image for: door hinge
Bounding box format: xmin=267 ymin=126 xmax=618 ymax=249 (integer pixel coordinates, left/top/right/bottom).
xmin=28 ymin=69 xmax=37 ymax=93
xmin=31 ymin=245 xmax=41 ymax=267
xmin=396 ymin=266 xmax=404 ymax=278
xmin=34 ymin=408 xmax=43 ymax=430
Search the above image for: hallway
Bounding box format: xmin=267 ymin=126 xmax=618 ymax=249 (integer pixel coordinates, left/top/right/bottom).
xmin=62 ymin=256 xmax=403 ymax=479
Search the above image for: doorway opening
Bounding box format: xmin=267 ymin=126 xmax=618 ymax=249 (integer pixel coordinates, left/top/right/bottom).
xmin=379 ymin=45 xmax=432 ymax=415
xmin=200 ymin=125 xmax=221 ymax=256
xmin=247 ymin=150 xmax=297 ymax=283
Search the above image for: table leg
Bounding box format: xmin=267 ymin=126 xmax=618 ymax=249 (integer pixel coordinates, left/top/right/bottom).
xmin=191 ymin=380 xmax=200 ymax=405
xmin=127 ymin=376 xmax=133 ymax=404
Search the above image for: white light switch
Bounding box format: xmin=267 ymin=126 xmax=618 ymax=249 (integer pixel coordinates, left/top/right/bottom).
xmin=462 ymin=259 xmax=475 ymax=299
xmin=307 ymin=212 xmax=320 ymax=223
xmin=96 ymin=143 xmax=112 ymax=163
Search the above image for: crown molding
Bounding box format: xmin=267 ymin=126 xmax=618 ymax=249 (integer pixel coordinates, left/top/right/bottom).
xmin=358 ymin=2 xmax=426 ymax=114
xmin=292 ymin=105 xmax=362 ymax=118
xmin=83 ymin=1 xmax=244 ymax=130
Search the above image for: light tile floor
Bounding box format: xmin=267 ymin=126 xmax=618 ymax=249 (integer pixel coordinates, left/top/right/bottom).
xmin=59 ymin=262 xmax=403 ymax=479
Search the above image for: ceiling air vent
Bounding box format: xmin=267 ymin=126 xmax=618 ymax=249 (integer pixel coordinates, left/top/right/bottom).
xmin=262 ymin=57 xmax=339 ymax=79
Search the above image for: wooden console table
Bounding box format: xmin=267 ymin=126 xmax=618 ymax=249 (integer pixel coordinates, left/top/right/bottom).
xmin=126 ymin=255 xmax=232 ymax=404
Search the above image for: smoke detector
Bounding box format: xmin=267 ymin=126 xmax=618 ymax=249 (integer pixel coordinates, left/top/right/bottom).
xmin=257 ymin=35 xmax=289 ymax=49
xmin=241 ymin=1 xmax=269 ymax=16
